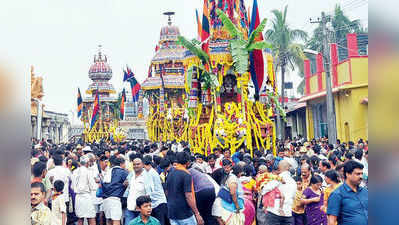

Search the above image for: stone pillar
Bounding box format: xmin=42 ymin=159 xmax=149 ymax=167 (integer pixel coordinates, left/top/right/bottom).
xmin=42 ymin=119 xmax=50 ymax=141
xmin=54 ymin=123 xmax=60 ymax=144
xmin=52 ymin=123 xmax=56 ymax=143
xmin=58 ymin=124 xmax=62 ymax=144
xmin=31 ymin=116 xmax=37 ymax=139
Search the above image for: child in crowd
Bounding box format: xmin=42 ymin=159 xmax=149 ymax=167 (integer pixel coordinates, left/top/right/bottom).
xmin=256 ymin=167 xmax=285 ymax=215
xmin=51 ymin=180 xmax=66 ymax=225
xmin=292 ymin=176 xmax=306 ymax=225
xmin=128 ymin=195 xmax=160 ymax=225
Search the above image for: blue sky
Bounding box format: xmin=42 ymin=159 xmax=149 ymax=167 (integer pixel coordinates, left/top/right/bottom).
xmin=0 ymin=0 xmax=367 ymax=119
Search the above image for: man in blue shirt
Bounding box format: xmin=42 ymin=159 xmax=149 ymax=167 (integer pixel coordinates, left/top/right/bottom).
xmin=327 ymin=160 xmax=368 ymax=225
xmin=143 ymin=155 xmax=169 ymax=225
xmin=102 ymin=156 xmax=129 ymax=224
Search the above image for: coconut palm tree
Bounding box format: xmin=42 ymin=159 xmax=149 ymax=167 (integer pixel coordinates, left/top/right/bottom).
xmin=264 ymin=5 xmax=307 ymax=140
xmin=307 ymin=4 xmax=363 ymax=51
xmin=332 ymin=4 xmax=362 ymax=42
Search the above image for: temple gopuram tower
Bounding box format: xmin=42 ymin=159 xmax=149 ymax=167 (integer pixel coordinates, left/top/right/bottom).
xmin=82 ymin=45 xmax=118 ymax=126
xmin=142 ymin=12 xmax=187 ymax=142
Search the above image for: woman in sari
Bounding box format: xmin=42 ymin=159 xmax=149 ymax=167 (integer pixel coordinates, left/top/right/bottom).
xmin=212 ymin=163 xmax=245 ymax=225
xmin=301 ymin=175 xmax=327 ymax=225
xmin=239 ymin=165 xmax=256 ymax=225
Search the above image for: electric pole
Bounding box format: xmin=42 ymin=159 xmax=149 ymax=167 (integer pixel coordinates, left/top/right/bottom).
xmin=310 ymin=12 xmax=337 ymax=145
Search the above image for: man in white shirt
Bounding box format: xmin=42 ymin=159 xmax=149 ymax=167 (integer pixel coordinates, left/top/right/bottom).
xmin=72 ymin=156 xmax=97 ymax=225
xmin=46 ymin=154 xmax=72 ymax=205
xmin=261 ymin=160 xmax=297 ymax=225
xmin=125 ymin=157 xmax=152 ymax=225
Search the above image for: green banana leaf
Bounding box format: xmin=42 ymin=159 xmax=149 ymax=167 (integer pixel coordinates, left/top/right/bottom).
xmin=186 ymin=66 xmax=193 ymax=90
xmin=216 ymin=9 xmax=243 ymax=39
xmin=191 ymin=38 xmax=201 ymax=45
xmin=247 ymin=18 xmax=268 ymax=47
xmin=209 ymin=73 xmax=219 ymax=88
xmin=266 ymin=91 xmax=287 ymax=122
xmin=247 ymin=41 xmax=273 ymax=51
xmin=177 ymin=36 xmax=209 ymax=64
xmin=230 ymin=39 xmax=249 ymax=74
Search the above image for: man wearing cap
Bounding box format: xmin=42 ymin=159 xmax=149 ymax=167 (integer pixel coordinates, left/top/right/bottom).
xmin=82 ymin=146 xmax=93 ymax=154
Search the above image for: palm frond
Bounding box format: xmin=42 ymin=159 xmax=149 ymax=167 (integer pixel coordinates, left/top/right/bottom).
xmin=282 ymin=5 xmax=288 ymax=24
xmin=216 ymin=9 xmax=242 ymax=39
xmin=290 ymin=29 xmax=308 ymax=42
xmin=247 ymin=18 xmax=267 ymax=47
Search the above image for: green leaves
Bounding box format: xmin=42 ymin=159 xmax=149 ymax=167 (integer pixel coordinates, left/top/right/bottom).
xmin=247 ymin=18 xmax=268 ymax=47
xmin=247 ymin=41 xmax=273 ymax=51
xmin=177 ymin=36 xmax=209 ymax=64
xmin=209 ymin=73 xmax=219 ymax=88
xmin=186 ymin=66 xmax=193 ymax=90
xmin=265 ymin=90 xmax=287 ymax=122
xmin=214 ymin=9 xmax=272 ymax=74
xmin=197 ymin=66 xmax=219 ymax=90
xmin=216 ymin=9 xmax=243 ymax=39
xmin=230 ymin=39 xmax=249 ymax=74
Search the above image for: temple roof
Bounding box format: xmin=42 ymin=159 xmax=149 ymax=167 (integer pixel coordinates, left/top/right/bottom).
xmin=141 ymin=75 xmax=185 ymax=90
xmin=151 ymin=13 xmax=186 ymax=64
xmin=86 ymin=45 xmax=116 ymax=95
xmin=89 ymin=49 xmax=112 ymax=76
xmin=152 ymin=46 xmax=187 ymax=63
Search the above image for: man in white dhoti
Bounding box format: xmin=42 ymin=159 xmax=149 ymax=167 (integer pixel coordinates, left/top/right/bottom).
xmin=72 ymin=156 xmax=98 ymax=225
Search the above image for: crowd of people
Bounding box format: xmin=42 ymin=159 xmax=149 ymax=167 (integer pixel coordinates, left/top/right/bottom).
xmin=31 ymin=136 xmax=368 ymax=225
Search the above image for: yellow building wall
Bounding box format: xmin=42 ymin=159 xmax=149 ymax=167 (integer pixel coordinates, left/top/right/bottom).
xmin=337 ymin=61 xmax=351 ymax=85
xmin=310 ymin=76 xmax=318 ymax=94
xmin=335 ymin=87 xmax=368 ymax=142
xmin=305 ymin=57 xmax=368 ymax=143
xmin=322 ymin=72 xmax=326 ymax=90
xmin=334 ymin=92 xmax=354 ymax=143
xmin=350 ymin=58 xmax=368 ymax=85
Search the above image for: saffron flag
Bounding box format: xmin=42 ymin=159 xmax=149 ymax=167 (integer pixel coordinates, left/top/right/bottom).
xmin=77 ymin=88 xmax=83 ymax=118
xmin=128 ymin=76 xmax=141 ymax=103
xmin=120 ymin=88 xmax=126 ymax=120
xmin=196 ymin=9 xmax=202 ymax=41
xmin=249 ymin=0 xmax=264 ymax=99
xmin=90 ymin=90 xmax=100 ymax=129
xmin=201 ymin=0 xmax=210 ymax=54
